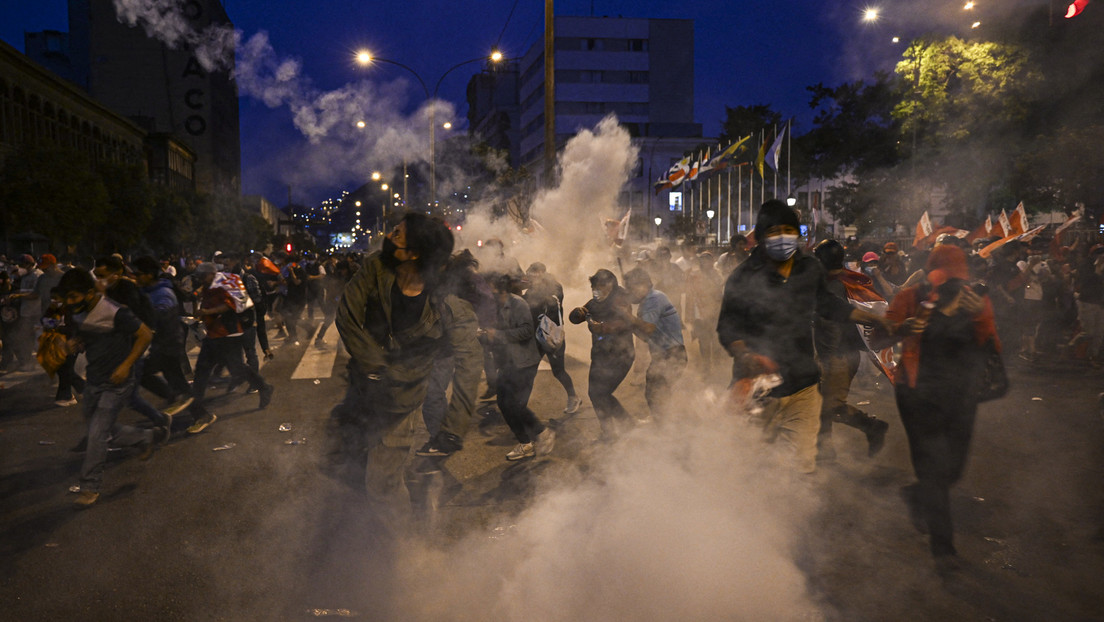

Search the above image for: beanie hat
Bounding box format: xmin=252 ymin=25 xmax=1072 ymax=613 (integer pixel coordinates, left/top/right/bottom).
xmin=754 ymin=199 xmax=801 ymax=241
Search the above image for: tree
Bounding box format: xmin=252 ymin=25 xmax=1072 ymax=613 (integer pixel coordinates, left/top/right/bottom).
xmin=1012 ymin=125 xmax=1104 ymax=218
xmin=801 ymin=74 xmax=904 ymax=180
xmin=99 ymin=159 xmax=154 ymax=253
xmin=0 ymin=145 xmax=111 ymax=250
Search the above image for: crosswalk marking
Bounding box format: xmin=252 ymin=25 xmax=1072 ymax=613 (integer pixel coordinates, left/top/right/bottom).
xmin=290 ymin=325 xmax=338 ymax=380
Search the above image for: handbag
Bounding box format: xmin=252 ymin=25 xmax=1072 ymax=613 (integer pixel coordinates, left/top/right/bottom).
xmin=535 ymin=296 xmax=565 ymax=353
xmin=976 ymin=339 xmax=1008 ymax=402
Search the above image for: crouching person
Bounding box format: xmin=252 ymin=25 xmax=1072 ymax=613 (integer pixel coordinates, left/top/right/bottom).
xmin=329 ymin=214 xmax=482 ymax=505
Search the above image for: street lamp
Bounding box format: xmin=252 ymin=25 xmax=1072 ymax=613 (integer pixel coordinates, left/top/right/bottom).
xmin=354 ymin=49 xmax=505 ymax=207
xmin=786 ymin=195 xmax=798 ymax=207
xmin=654 ymin=216 xmax=662 ymax=238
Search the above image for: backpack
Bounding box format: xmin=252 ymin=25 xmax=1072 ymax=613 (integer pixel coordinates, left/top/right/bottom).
xmin=535 ymin=295 xmax=565 ymax=353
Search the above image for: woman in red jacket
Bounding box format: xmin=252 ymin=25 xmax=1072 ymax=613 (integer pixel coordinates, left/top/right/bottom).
xmin=873 ymin=244 xmax=999 ymax=569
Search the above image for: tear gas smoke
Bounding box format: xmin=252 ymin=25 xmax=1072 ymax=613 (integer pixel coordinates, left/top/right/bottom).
xmin=389 ymin=392 xmax=823 ymax=621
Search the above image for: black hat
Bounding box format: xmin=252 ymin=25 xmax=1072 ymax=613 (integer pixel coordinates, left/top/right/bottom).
xmin=588 ymin=268 xmax=618 ymax=288
xmin=754 ymin=199 xmax=801 ymax=241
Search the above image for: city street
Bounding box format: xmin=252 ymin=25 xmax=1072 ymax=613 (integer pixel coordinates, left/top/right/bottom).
xmin=1 ymin=320 xmax=1103 ymax=621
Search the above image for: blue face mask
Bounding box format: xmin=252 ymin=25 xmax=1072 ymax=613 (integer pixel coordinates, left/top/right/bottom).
xmin=764 ymin=234 xmax=800 ymax=261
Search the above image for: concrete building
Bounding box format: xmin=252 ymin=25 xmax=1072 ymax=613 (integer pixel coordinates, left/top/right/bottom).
xmin=469 ymin=16 xmax=707 ymax=241
xmin=27 ymin=0 xmax=240 ymax=195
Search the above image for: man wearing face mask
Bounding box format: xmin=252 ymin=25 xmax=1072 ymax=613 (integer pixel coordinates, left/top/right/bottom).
xmin=331 ymin=213 xmax=482 ymax=496
xmin=569 ymin=269 xmax=636 ymax=440
xmin=717 ymin=200 xmax=889 ymax=473
xmin=55 ymin=268 xmax=165 ymax=508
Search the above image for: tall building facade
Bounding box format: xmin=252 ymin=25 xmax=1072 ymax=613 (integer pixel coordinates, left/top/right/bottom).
xmin=29 ymin=0 xmax=240 ymax=195
xmin=467 ymin=15 xmax=706 ymax=240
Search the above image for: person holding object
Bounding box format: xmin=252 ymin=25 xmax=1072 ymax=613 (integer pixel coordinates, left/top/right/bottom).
xmin=716 ymin=200 xmax=890 ymax=473
xmin=872 ymin=244 xmax=996 ymax=571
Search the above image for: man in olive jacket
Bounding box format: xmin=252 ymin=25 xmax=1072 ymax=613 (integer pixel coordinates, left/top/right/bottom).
xmin=331 ymin=213 xmax=482 ymax=477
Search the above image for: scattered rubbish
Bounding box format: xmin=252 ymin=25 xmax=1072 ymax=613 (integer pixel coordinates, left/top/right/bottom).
xmin=972 ymin=496 xmax=986 ymax=503
xmin=313 ymin=379 xmax=321 ymax=385
xmin=488 ymin=524 xmax=518 ymax=541
xmin=44 ymin=543 xmax=59 ymax=548
xmin=1031 ymin=397 xmax=1043 ymax=401
xmin=284 ymin=438 xmax=307 ymax=446
xmin=278 ymin=423 xmax=293 ymax=432
xmin=38 ymin=440 xmax=56 ymax=446
xmin=68 ymin=485 xmax=80 ymax=493
xmin=856 ymin=401 xmax=871 ymax=406
xmin=308 ymin=609 xmax=357 ymax=618
xmin=212 ymin=443 xmax=237 ymax=451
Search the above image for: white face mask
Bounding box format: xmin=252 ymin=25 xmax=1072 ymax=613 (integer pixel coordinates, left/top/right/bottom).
xmin=764 ymin=234 xmax=800 ymax=261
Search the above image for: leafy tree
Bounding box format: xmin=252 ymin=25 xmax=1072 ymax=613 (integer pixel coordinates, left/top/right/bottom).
xmin=1012 ymin=125 xmax=1104 ymax=219
xmin=0 ymin=145 xmax=111 ymax=249
xmin=98 ymin=159 xmax=154 ymax=253
xmin=801 ymin=74 xmax=904 ymax=180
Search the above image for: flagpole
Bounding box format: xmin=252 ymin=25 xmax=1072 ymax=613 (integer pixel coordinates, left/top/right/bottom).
xmin=786 ymin=119 xmax=792 ymax=197
xmin=726 ymin=165 xmax=731 ymax=243
xmin=772 ymin=123 xmax=778 ymax=198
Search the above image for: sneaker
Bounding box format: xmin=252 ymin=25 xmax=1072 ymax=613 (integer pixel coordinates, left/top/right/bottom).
xmin=415 ymin=432 xmax=463 ymax=457
xmin=505 ymin=442 xmax=535 ymax=461
xmin=187 ymin=412 xmax=217 ymax=434
xmin=157 ymin=422 xmax=172 ymax=446
xmin=564 ymin=396 xmax=582 ymax=414
xmin=164 ymin=396 xmax=194 ymax=417
xmin=258 ymin=384 xmax=275 ymax=409
xmin=73 ymin=490 xmax=100 ymax=508
xmin=54 ymin=398 xmax=78 ymax=407
xmin=534 ymin=427 xmax=556 ymax=456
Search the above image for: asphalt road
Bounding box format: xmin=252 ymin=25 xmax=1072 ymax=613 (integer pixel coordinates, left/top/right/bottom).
xmin=1 ymin=320 xmax=1102 ymax=621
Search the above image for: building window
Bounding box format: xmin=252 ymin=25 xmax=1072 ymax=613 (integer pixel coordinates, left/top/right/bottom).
xmin=628 ymin=39 xmax=648 ymax=52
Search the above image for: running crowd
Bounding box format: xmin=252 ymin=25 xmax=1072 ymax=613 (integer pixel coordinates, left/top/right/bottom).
xmin=2 ymin=201 xmax=1098 ymax=571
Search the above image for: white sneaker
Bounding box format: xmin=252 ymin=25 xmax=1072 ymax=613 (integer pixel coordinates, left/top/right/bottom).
xmin=564 ymin=396 xmax=582 ymax=414
xmin=535 ymin=427 xmax=556 ymax=456
xmin=505 ymin=442 xmax=534 ymax=461
xmin=54 ymin=398 xmax=78 ymax=407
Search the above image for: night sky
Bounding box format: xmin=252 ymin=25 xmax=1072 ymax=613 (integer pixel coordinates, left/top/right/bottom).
xmin=0 ymin=0 xmax=1028 ymax=204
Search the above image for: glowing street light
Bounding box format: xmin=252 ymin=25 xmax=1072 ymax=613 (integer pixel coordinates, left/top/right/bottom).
xmin=971 ymin=21 xmax=981 ymax=28
xmin=862 ymin=7 xmax=880 ymax=22
xmin=371 ymin=171 xmax=381 ymax=181
xmin=354 ymin=48 xmax=506 ymax=206
xmin=442 ymin=121 xmax=452 ymax=130
xmin=653 ymin=216 xmax=662 ymax=238
xmin=964 ymin=1 xmax=975 ymax=9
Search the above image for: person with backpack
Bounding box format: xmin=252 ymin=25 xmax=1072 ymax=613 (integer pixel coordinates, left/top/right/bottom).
xmin=523 ymin=262 xmax=580 ymax=415
xmin=185 ymin=262 xmax=275 ymax=434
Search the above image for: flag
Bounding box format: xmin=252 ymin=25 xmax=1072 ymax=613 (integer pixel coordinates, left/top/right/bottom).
xmin=1051 ymin=213 xmax=1080 ymax=256
xmin=835 ymin=270 xmax=896 ymax=381
xmin=653 ymin=177 xmax=673 ymax=194
xmin=766 ymin=123 xmax=786 ymax=173
xmin=965 ymin=215 xmax=993 ymax=243
xmin=1009 ymin=202 xmax=1029 ymax=235
xmin=997 ymin=209 xmax=1012 ymax=238
xmin=704 ymin=135 xmax=751 ymax=172
xmin=978 ymin=224 xmax=1048 ymax=258
xmin=756 ymin=131 xmax=771 ymax=179
xmin=605 ymin=210 xmax=632 ymax=247
xmin=688 ymin=150 xmax=707 ymax=181
xmin=664 ymin=155 xmax=691 ymax=188
xmin=912 ymin=211 xmax=933 ymax=248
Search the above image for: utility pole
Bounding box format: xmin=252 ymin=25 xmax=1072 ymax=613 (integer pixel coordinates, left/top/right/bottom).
xmin=543 ymin=0 xmax=555 ymax=184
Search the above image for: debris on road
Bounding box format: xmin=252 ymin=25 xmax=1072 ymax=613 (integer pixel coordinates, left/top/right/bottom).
xmin=278 ymin=423 xmax=293 ymax=432
xmin=212 ymin=443 xmax=237 ymax=451
xmin=38 ymin=440 xmax=56 ymax=445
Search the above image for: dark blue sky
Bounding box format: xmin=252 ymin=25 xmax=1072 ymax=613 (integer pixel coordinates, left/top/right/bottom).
xmin=2 ymin=0 xmax=980 ymax=204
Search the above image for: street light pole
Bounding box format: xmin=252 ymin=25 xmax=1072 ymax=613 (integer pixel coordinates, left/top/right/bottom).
xmin=356 ymin=51 xmax=504 ymax=210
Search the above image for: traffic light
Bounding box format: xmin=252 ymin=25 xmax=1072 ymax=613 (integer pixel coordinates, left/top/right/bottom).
xmin=1066 ymin=0 xmax=1090 ymax=18
xmin=285 ymin=242 xmax=293 ymax=253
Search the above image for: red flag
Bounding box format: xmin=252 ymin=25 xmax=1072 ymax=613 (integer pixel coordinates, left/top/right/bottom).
xmin=1009 ymin=202 xmax=1029 ymax=235
xmin=997 ymin=209 xmax=1012 ymax=238
xmin=965 ymin=216 xmax=992 ymax=243
xmin=913 ymin=211 xmax=933 ymax=248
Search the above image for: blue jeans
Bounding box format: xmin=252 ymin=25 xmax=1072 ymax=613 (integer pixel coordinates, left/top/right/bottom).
xmin=81 ymin=379 xmax=150 ymax=492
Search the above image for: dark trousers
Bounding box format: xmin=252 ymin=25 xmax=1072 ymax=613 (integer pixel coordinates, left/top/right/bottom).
xmin=422 ymin=355 xmax=452 ymax=437
xmin=645 ymin=345 xmax=687 ymax=415
xmin=283 ymin=298 xmax=306 ymax=340
xmin=56 ymin=354 xmax=85 ymax=400
xmin=588 ymin=352 xmax=634 ymax=423
xmin=496 ymin=363 xmax=543 ymax=444
xmin=143 ymin=348 xmax=191 ymax=401
xmin=541 ymin=342 xmax=576 ymax=398
xmin=191 ymin=336 xmax=266 ymax=415
xmin=895 ymin=384 xmax=978 ymax=557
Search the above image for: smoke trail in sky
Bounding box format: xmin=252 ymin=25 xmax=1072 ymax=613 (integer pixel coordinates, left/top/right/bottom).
xmin=111 ymin=0 xmax=451 ymax=194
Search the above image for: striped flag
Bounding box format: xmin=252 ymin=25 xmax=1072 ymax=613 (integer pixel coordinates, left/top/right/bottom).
xmin=913 ymin=211 xmax=933 ymax=248
xmin=1009 ymin=202 xmax=1029 ymax=235
xmin=997 ymin=209 xmax=1012 ymax=238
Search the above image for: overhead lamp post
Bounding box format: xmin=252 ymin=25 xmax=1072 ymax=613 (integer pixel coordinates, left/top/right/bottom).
xmin=354 ymin=49 xmax=505 ymax=208
xmin=654 ymin=216 xmax=662 ymax=239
